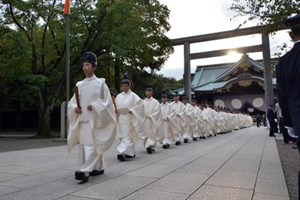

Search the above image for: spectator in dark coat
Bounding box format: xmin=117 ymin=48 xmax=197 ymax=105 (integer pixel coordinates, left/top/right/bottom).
xmin=256 ymin=114 xmax=261 ymax=127
xmin=267 ymin=105 xmax=277 ymax=137
xmin=262 ymin=114 xmax=267 ymax=127
xmin=276 ymin=14 xmax=300 ymax=149
xmin=276 ymin=14 xmax=300 ymax=199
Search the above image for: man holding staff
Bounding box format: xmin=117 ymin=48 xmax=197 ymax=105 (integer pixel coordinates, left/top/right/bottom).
xmin=67 ymin=52 xmax=116 ymax=182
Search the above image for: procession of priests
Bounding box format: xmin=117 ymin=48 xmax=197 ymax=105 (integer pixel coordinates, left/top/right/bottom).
xmin=67 ymin=51 xmax=253 ymax=182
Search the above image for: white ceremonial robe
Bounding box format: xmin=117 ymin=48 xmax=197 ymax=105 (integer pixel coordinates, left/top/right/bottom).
xmin=246 ymin=115 xmax=253 ymax=127
xmin=219 ymin=112 xmax=227 ymax=133
xmin=198 ymin=108 xmax=207 ymax=137
xmin=170 ymin=101 xmax=186 ymax=142
xmin=212 ymin=110 xmax=222 ymax=134
xmin=234 ymin=114 xmax=240 ymax=130
xmin=183 ymin=103 xmax=194 ymax=141
xmin=67 ymin=75 xmax=116 ymax=173
xmin=160 ymin=102 xmax=178 ymax=145
xmin=229 ymin=113 xmax=235 ymax=131
xmin=225 ymin=113 xmax=231 ymax=132
xmin=221 ymin=112 xmax=228 ymax=132
xmin=207 ymin=107 xmax=218 ymax=135
xmin=202 ymin=108 xmax=213 ymax=137
xmin=192 ymin=105 xmax=201 ymax=139
xmin=143 ymin=97 xmax=163 ymax=149
xmin=115 ymin=90 xmax=144 ymax=156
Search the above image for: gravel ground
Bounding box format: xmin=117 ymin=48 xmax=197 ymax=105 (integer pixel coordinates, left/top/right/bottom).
xmin=0 ymin=137 xmax=66 ymax=152
xmin=276 ymin=139 xmax=300 ymax=200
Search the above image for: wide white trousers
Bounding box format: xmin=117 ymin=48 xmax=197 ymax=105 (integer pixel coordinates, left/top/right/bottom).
xmin=78 ymin=123 xmax=103 ymax=173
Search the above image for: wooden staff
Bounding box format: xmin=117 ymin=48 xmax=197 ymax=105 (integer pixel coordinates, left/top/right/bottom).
xmin=111 ymin=96 xmax=117 ymax=111
xmin=111 ymin=94 xmax=119 ymax=123
xmin=74 ymin=86 xmax=81 ymax=109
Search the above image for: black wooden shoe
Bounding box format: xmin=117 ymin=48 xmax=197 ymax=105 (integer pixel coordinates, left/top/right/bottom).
xmin=163 ymin=144 xmax=167 ymax=149
xmin=89 ymin=169 xmax=104 ymax=176
xmin=193 ymin=137 xmax=197 ymax=141
xmin=166 ymin=144 xmax=170 ymax=148
xmin=117 ymin=154 xmax=126 ymax=162
xmin=75 ymin=171 xmax=89 ymax=182
xmin=184 ymin=138 xmax=189 ymax=143
xmin=175 ymin=141 xmax=181 ymax=145
xmin=146 ymin=147 xmax=153 ymax=154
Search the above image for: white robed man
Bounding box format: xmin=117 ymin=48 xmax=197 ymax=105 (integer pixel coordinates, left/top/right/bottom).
xmin=199 ymin=103 xmax=212 ymax=139
xmin=143 ymin=86 xmax=163 ymax=154
xmin=211 ymin=108 xmax=222 ymax=135
xmin=217 ymin=109 xmax=227 ymax=134
xmin=68 ymin=52 xmax=117 ymax=182
xmin=245 ymin=114 xmax=253 ymax=127
xmin=115 ymin=74 xmax=144 ymax=161
xmin=206 ymin=104 xmax=217 ymax=136
xmin=191 ymin=100 xmax=201 ymax=141
xmin=182 ymin=96 xmax=194 ymax=143
xmin=170 ymin=92 xmax=186 ymax=145
xmin=160 ymin=92 xmax=179 ymax=149
xmin=197 ymin=103 xmax=207 ymax=139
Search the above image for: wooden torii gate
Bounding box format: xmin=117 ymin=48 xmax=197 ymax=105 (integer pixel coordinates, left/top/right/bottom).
xmin=172 ymin=24 xmax=287 ymax=108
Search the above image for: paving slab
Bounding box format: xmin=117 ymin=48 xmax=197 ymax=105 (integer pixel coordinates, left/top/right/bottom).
xmin=156 ymin=156 xmax=193 ymax=166
xmin=252 ymin=193 xmax=290 ymax=200
xmin=122 ymin=188 xmax=188 ymax=200
xmin=206 ymin=169 xmax=257 ymax=190
xmin=258 ymin=168 xmax=286 ymax=181
xmin=255 ymin=178 xmax=289 ymax=197
xmin=0 ymin=126 xmax=290 ymax=200
xmin=221 ymin=158 xmax=260 ymax=173
xmin=0 ymin=178 xmax=94 ymax=200
xmin=176 ymin=160 xmax=222 ymax=175
xmin=187 ymin=184 xmax=253 ymax=200
xmin=126 ymin=163 xmax=179 ymax=178
xmin=0 ymin=173 xmax=26 ymax=183
xmin=145 ymin=171 xmax=210 ymax=195
xmin=56 ymin=196 xmax=96 ymax=200
xmin=0 ymin=185 xmax=21 ymax=196
xmin=72 ymin=175 xmax=156 ymax=200
xmin=1 ymin=169 xmax=73 ymax=189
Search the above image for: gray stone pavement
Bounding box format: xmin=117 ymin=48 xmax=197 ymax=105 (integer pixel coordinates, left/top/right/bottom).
xmin=0 ymin=126 xmax=289 ymax=200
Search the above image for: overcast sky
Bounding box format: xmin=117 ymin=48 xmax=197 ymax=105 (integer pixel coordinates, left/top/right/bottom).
xmin=157 ymin=0 xmax=293 ymax=80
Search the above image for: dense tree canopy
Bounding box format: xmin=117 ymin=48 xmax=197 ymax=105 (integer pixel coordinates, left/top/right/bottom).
xmin=0 ymin=0 xmax=177 ymax=136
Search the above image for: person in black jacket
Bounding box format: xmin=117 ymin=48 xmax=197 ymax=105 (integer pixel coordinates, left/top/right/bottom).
xmin=256 ymin=114 xmax=261 ymax=127
xmin=276 ymin=14 xmax=300 ymax=150
xmin=276 ymin=14 xmax=300 ymax=199
xmin=267 ymin=105 xmax=277 ymax=137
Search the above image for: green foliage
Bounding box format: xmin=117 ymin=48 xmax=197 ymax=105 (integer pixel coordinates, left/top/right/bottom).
xmin=230 ymin=0 xmax=299 ymax=27
xmin=120 ymin=67 xmax=183 ymax=99
xmin=0 ymin=0 xmax=173 ymax=135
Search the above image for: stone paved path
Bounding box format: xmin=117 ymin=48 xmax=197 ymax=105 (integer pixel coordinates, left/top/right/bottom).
xmin=0 ymin=126 xmax=289 ymax=200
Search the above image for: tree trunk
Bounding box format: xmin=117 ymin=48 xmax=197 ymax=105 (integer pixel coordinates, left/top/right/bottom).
xmin=16 ymin=101 xmax=22 ymax=131
xmin=114 ymin=58 xmax=121 ymax=92
xmin=36 ymin=86 xmax=51 ymax=138
xmin=0 ymin=104 xmax=2 ymax=135
xmin=37 ymin=105 xmax=52 ymax=138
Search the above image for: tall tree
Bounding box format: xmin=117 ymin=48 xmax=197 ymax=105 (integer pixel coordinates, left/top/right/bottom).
xmin=0 ymin=0 xmax=173 ymax=137
xmin=230 ymin=0 xmax=299 ymax=27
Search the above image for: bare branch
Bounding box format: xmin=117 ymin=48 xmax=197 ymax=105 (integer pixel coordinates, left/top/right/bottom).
xmin=8 ymin=3 xmax=31 ymax=41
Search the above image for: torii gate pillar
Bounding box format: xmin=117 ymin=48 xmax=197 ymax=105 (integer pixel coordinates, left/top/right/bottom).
xmin=262 ymin=32 xmax=274 ymax=107
xmin=184 ymin=42 xmax=191 ymax=101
